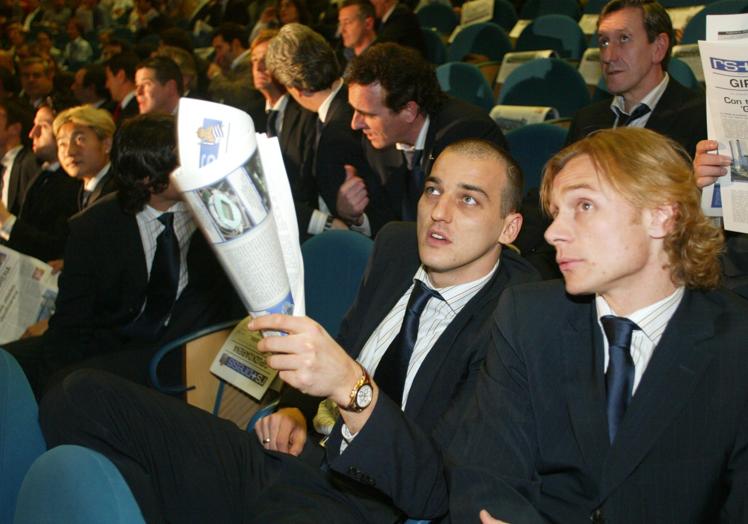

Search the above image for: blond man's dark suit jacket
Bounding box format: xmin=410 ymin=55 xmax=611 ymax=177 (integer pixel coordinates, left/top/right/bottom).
xmin=446 ymin=280 xmax=748 ymax=524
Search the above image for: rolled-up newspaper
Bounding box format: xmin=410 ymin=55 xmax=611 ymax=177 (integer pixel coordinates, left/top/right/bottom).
xmin=172 ymin=98 xmax=304 ymax=398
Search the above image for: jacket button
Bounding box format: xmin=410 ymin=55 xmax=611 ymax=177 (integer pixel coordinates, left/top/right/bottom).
xmin=591 ymin=509 xmax=604 ymax=524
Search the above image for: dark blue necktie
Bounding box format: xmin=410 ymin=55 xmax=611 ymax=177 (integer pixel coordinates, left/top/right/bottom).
xmin=601 ymin=315 xmax=639 ymax=443
xmin=401 ymin=149 xmax=424 ymax=222
xmin=613 ymin=103 xmax=651 ymax=127
xmin=375 ymin=280 xmax=441 ymax=405
xmin=128 ymin=212 xmax=180 ymax=338
xmin=266 ymin=109 xmax=280 ymax=138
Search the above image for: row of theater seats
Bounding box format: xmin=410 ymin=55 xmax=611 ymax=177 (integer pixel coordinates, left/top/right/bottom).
xmin=1 ymin=229 xmax=385 ymax=523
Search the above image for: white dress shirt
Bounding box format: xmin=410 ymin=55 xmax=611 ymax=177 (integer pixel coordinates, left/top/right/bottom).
xmin=596 ymin=285 xmax=685 ymax=394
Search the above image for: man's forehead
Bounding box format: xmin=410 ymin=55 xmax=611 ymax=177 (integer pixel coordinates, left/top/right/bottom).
xmin=598 ymin=6 xmax=645 ymax=33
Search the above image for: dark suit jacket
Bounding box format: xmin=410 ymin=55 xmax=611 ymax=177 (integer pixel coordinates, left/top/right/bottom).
xmin=5 ymin=145 xmax=40 ymax=216
xmin=278 ymin=222 xmax=539 ymax=521
xmin=447 ymin=281 xmax=748 ymax=524
xmin=566 ymin=78 xmax=706 ymax=157
xmin=42 ymin=193 xmax=243 ymax=382
xmin=294 ymin=85 xmax=371 ymax=237
xmin=84 ymin=166 xmax=117 ymax=207
xmin=377 ymin=4 xmax=427 ymax=57
xmin=115 ymin=96 xmax=140 ymax=125
xmin=363 ymin=97 xmax=506 ymax=234
xmin=4 ymin=166 xmax=81 ymax=261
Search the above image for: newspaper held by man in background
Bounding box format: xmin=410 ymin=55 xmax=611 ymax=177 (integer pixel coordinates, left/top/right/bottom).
xmin=0 ymin=246 xmax=57 ymax=344
xmin=172 ymin=98 xmax=304 ymax=399
xmin=699 ymin=13 xmax=748 ymax=233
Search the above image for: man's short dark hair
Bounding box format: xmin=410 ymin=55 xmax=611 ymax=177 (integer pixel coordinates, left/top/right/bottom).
xmin=340 ymin=0 xmax=376 ymax=21
xmin=599 ymin=0 xmax=674 ymax=68
xmin=137 ymin=56 xmax=184 ymax=96
xmin=213 ymin=23 xmax=249 ymax=49
xmin=265 ymin=23 xmax=340 ymax=92
xmin=443 ymin=138 xmax=523 ymax=215
xmin=114 ymin=113 xmax=177 ymax=214
xmin=80 ymin=64 xmax=110 ymax=100
xmin=0 ymin=97 xmax=34 ymax=147
xmin=106 ymin=51 xmax=140 ymax=82
xmin=344 ymin=43 xmax=446 ymax=115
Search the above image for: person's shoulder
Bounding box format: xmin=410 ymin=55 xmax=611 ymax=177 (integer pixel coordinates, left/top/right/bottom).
xmin=572 ymin=97 xmax=614 ymax=120
xmin=70 ymin=192 xmax=121 ymax=227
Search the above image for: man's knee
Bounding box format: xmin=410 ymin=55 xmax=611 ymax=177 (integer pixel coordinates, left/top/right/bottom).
xmin=39 ymin=369 xmax=121 ymax=446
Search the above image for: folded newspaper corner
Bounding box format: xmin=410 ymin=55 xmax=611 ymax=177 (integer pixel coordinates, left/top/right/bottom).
xmin=172 ymin=97 xmax=304 ymax=400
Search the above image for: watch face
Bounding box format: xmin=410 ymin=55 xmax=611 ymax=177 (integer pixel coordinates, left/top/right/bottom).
xmin=356 ymin=384 xmax=373 ymax=409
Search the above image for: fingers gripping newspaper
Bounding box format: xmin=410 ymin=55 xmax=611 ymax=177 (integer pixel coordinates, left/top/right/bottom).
xmin=172 ymin=98 xmax=304 ymax=400
xmin=699 ymin=13 xmax=748 ymax=233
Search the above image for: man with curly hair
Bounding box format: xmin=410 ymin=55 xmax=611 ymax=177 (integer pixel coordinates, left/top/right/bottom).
xmin=340 ymin=42 xmax=506 ymax=235
xmin=444 ymin=127 xmax=748 ymax=523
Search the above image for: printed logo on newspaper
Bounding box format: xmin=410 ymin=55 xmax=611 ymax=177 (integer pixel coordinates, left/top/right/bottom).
xmin=710 ymin=58 xmax=748 ymax=73
xmin=197 ymin=118 xmax=224 ymax=167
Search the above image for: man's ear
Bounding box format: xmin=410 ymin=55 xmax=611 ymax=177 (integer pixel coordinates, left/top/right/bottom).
xmin=646 ymin=203 xmax=676 ymax=239
xmin=652 ymin=32 xmax=669 ymax=65
xmin=498 ymin=212 xmax=523 ymax=245
xmin=399 ymin=100 xmax=420 ymax=124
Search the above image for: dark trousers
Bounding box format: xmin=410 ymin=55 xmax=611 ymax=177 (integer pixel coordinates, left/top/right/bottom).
xmin=39 ymin=370 xmax=376 ymax=524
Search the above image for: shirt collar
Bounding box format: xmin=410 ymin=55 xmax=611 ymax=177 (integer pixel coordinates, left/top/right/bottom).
xmin=610 ymin=73 xmax=669 ymax=116
xmin=266 ymin=93 xmax=289 ymax=113
xmin=140 ymin=200 xmax=189 ymax=222
xmin=595 ymin=285 xmax=685 ymax=346
xmin=381 ymin=3 xmax=396 ymax=23
xmin=395 ymin=115 xmax=430 ymax=152
xmin=1 ymin=144 xmax=23 ymax=166
xmin=84 ymin=162 xmax=111 ymax=192
xmin=121 ymin=90 xmax=136 ymax=107
xmin=318 ymin=78 xmax=344 ymax=124
xmin=414 ymin=257 xmax=500 ymax=315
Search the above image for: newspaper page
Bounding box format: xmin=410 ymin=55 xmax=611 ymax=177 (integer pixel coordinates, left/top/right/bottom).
xmin=0 ymin=246 xmax=58 ymax=344
xmin=172 ymin=97 xmax=304 ymax=398
xmin=699 ymin=13 xmax=748 ymax=232
xmin=489 ymin=105 xmax=560 ymax=133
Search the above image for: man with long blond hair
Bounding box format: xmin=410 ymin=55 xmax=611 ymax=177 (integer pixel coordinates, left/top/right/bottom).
xmin=444 ymin=127 xmax=748 ymax=523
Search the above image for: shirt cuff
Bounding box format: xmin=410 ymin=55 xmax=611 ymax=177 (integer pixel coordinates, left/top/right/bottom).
xmin=349 ymin=213 xmax=371 ymax=237
xmin=339 ymin=422 xmax=359 ymax=454
xmin=308 ymin=209 xmax=328 ymax=236
xmin=0 ymin=214 xmax=17 ymax=241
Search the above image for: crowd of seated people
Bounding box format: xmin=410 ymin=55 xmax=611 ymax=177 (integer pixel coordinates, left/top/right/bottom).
xmin=2 ymin=0 xmax=748 ymax=522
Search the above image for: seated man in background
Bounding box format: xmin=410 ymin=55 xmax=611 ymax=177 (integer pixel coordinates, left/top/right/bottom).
xmin=445 ymin=128 xmax=747 ymax=522
xmin=566 ymin=0 xmax=705 ymax=157
xmin=265 ymin=23 xmax=371 ymax=237
xmin=0 ymin=95 xmax=80 ymax=262
xmin=340 ymin=43 xmax=506 ymax=237
xmin=41 ymin=139 xmax=537 ymax=522
xmin=11 ymin=114 xmax=242 ymax=396
xmin=0 ymin=97 xmax=38 ymax=218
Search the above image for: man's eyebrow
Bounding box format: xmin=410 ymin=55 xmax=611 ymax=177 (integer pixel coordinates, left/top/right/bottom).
xmin=459 ymin=183 xmax=490 ymax=199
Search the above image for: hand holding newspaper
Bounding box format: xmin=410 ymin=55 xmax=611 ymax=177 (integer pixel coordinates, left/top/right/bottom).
xmin=172 ymin=98 xmax=304 ymax=399
xmin=699 ymin=13 xmax=748 ymax=233
xmin=0 ymin=246 xmax=58 ymax=345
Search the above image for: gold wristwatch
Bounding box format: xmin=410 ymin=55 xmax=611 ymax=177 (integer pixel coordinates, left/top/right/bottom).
xmin=340 ymin=365 xmax=373 ymax=412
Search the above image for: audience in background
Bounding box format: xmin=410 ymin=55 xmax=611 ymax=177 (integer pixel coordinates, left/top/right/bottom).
xmin=0 ymin=95 xmax=79 ymax=262
xmin=105 ymin=51 xmax=140 ymax=123
xmin=567 ymin=0 xmax=705 ymax=157
xmin=134 ymin=55 xmax=182 ymax=114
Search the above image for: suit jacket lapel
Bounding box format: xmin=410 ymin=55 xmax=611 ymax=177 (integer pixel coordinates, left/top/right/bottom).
xmin=600 ymin=290 xmax=718 ymax=498
xmin=643 ymin=80 xmax=680 ymax=139
xmin=404 ymin=265 xmax=506 ymax=417
xmin=562 ymin=301 xmax=610 ymax=478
